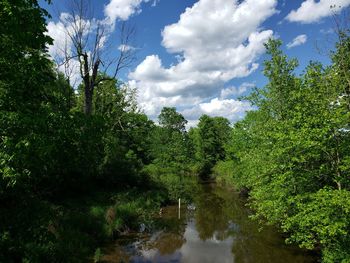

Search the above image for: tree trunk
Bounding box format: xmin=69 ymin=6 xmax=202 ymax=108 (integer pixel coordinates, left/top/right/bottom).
xmin=83 ymin=58 xmax=100 ymax=115
xmin=84 ymin=82 xmax=93 ymax=115
xmin=84 ymin=88 xmax=92 ymax=115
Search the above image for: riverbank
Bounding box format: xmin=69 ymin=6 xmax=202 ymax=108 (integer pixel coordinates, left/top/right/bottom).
xmin=43 ymin=175 xmax=199 ymax=262
xmin=28 ymin=187 xmax=168 ymax=262
xmin=99 ymin=183 xmax=317 ymax=263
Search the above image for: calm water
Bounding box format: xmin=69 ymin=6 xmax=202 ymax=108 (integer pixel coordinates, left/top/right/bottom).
xmin=102 ymin=183 xmax=316 ymax=263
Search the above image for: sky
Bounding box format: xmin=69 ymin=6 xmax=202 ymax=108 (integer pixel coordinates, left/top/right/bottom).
xmin=42 ymin=0 xmax=350 ymax=127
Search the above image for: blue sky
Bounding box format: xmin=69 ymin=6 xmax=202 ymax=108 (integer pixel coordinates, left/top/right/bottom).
xmin=43 ymin=0 xmax=350 ymax=127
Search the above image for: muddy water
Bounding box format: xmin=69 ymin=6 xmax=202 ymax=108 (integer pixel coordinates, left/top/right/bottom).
xmin=102 ymin=183 xmax=316 ymax=263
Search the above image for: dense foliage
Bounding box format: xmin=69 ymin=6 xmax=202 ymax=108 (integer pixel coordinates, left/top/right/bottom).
xmin=0 ymin=1 xmax=194 ymax=261
xmin=189 ymin=115 xmax=231 ymax=177
xmin=215 ymin=38 xmax=350 ymax=262
xmin=1 ymin=1 xmax=350 ymax=262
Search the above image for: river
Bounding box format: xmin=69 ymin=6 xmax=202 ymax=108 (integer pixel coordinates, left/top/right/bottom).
xmin=101 ymin=183 xmax=316 ymax=263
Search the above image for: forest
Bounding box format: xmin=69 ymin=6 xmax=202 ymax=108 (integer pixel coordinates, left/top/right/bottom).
xmin=1 ymin=0 xmax=350 ymax=262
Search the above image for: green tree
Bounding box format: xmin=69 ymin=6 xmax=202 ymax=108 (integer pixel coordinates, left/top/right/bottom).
xmin=193 ymin=115 xmax=231 ymax=176
xmin=221 ymin=38 xmax=350 ymax=262
xmin=151 ymin=107 xmax=190 ymax=166
xmin=145 ymin=107 xmax=194 ymax=200
xmin=0 ymin=0 xmax=55 ymax=193
xmin=158 ymin=107 xmax=187 ymax=132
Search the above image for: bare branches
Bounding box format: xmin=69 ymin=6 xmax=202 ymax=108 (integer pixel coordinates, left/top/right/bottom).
xmin=97 ymin=22 xmax=137 ymax=84
xmin=63 ymin=0 xmax=136 ymax=80
xmin=52 ymin=0 xmax=136 ymax=114
xmin=114 ymin=22 xmax=137 ymax=76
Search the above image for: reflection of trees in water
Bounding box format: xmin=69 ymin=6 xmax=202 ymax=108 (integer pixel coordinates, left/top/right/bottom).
xmin=142 ymin=205 xmax=187 ymax=255
xmin=194 ymin=184 xmax=315 ymax=263
xmin=194 ymin=184 xmax=242 ymax=241
xmin=196 ymin=186 xmax=314 ymax=263
xmin=102 ymin=184 xmax=316 ymax=263
xmin=148 ymin=232 xmax=185 ymax=255
xmin=231 ymin=235 xmax=315 ymax=263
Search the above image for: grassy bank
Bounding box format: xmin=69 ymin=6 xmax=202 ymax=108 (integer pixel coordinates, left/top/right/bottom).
xmin=66 ymin=189 xmax=167 ymax=262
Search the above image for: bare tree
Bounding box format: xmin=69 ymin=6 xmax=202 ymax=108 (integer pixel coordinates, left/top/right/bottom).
xmin=56 ymin=0 xmax=136 ymax=115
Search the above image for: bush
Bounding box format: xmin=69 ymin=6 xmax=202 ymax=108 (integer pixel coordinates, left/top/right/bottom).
xmin=283 ymin=189 xmax=350 ymax=263
xmin=212 ymin=160 xmax=235 ymax=185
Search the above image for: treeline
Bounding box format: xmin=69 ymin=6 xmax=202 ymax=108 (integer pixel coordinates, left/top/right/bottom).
xmin=215 ymin=38 xmax=350 ymax=262
xmin=3 ymin=1 xmax=350 ymax=263
xmin=0 ymin=1 xmax=231 ymax=262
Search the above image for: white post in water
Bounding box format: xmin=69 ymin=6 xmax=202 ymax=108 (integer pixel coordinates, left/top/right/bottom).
xmin=178 ymin=198 xmax=181 ymax=219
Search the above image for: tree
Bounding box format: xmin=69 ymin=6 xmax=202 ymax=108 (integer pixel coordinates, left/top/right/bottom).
xmin=0 ymin=0 xmax=55 ymax=191
xmin=0 ymin=1 xmax=64 ymax=261
xmin=151 ymin=107 xmax=190 ymax=165
xmin=331 ymin=11 xmax=350 ymax=111
xmin=193 ymin=115 xmax=231 ymax=176
xmin=56 ymin=0 xmax=136 ymax=115
xmin=158 ymin=107 xmax=187 ymax=132
xmin=219 ymin=38 xmax=350 ymax=262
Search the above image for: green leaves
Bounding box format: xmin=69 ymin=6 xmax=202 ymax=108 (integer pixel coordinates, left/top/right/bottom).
xmin=221 ymin=38 xmax=350 ymax=262
xmin=283 ymin=189 xmax=350 ymax=262
xmin=191 ymin=115 xmax=231 ymax=177
xmin=158 ymin=107 xmax=187 ymax=133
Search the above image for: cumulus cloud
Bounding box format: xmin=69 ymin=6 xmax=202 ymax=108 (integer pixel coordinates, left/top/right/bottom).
xmin=287 ymin=34 xmax=307 ymax=49
xmin=46 ymin=13 xmax=100 ymax=86
xmin=48 ymin=0 xmax=151 ymax=61
xmin=47 ymin=18 xmax=71 ymax=60
xmin=104 ymin=0 xmax=143 ymax=22
xmin=286 ymin=0 xmax=350 ymax=24
xmin=47 ymin=0 xmax=157 ymax=86
xmin=104 ymin=0 xmax=157 ymax=24
xmin=220 ymin=83 xmax=255 ymax=99
xmin=182 ymin=98 xmax=253 ymax=128
xmin=130 ymin=0 xmax=277 ymax=121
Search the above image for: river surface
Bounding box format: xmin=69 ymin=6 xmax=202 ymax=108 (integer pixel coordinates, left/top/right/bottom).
xmin=102 ymin=183 xmax=316 ymax=263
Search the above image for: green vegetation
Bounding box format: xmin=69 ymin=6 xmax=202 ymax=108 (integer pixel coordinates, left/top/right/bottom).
xmin=1 ymin=1 xmax=350 ymax=262
xmin=214 ymin=38 xmax=350 ymax=262
xmin=0 ymin=1 xmax=195 ymax=261
xmin=189 ymin=115 xmax=231 ymax=177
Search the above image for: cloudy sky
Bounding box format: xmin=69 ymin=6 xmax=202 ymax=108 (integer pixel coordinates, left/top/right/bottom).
xmin=42 ymin=0 xmax=350 ymax=127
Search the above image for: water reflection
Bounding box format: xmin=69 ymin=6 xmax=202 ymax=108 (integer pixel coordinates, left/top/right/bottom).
xmin=102 ymin=184 xmax=316 ymax=263
xmin=179 ymin=220 xmax=234 ymax=263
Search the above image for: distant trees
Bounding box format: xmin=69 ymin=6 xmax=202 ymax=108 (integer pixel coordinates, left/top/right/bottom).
xmin=150 ymin=107 xmax=190 ymax=167
xmin=158 ymin=107 xmax=187 ymax=132
xmin=3 ymin=1 xmax=350 ymax=262
xmin=190 ymin=115 xmax=231 ymax=177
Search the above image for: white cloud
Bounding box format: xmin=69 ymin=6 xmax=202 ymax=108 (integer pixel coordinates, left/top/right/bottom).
xmin=130 ymin=0 xmax=277 ymax=120
xmin=104 ymin=0 xmax=154 ymax=23
xmin=118 ymin=44 xmax=136 ymax=51
xmin=182 ymin=98 xmax=253 ymax=127
xmin=320 ymin=28 xmax=334 ymax=34
xmin=220 ymin=83 xmax=255 ymax=99
xmin=287 ymin=34 xmax=307 ymax=49
xmin=46 ymin=13 xmax=98 ymax=86
xmin=46 ymin=13 xmax=80 ymax=60
xmin=286 ymin=0 xmax=350 ymax=24
xmin=48 ymin=0 xmax=148 ymax=61
xmin=57 ymin=57 xmax=81 ymax=88
xmin=47 ymin=0 xmax=155 ymax=87
xmin=151 ymin=0 xmax=159 ymax=7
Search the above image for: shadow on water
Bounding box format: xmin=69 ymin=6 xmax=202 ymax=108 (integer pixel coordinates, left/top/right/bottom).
xmin=101 ymin=183 xmax=317 ymax=263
